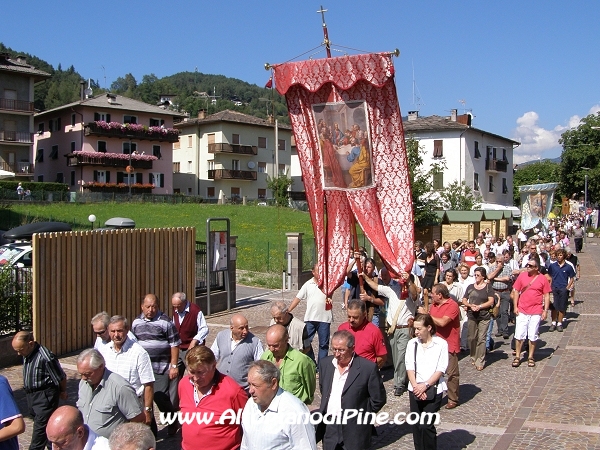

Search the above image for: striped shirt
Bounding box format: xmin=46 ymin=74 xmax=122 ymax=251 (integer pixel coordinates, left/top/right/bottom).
xmin=22 ymin=343 xmax=65 ymax=391
xmin=131 ymin=312 xmax=180 ymax=375
xmin=97 ymin=337 xmax=155 ymax=397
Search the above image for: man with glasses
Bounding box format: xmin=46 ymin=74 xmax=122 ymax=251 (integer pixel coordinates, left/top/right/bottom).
xmin=316 ymin=330 xmax=386 ymax=450
xmin=511 ymin=256 xmax=551 ymax=367
xmin=92 ymin=312 xmax=137 ymax=349
xmin=46 ymin=406 xmax=109 ymax=450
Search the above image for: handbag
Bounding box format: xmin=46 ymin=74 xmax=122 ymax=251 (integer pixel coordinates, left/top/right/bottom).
xmin=490 ymin=293 xmax=500 ymax=318
xmin=413 ymin=342 xmax=439 ymax=401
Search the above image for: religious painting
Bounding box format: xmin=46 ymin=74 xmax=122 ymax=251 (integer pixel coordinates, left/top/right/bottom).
xmin=312 ymin=101 xmax=374 ymax=190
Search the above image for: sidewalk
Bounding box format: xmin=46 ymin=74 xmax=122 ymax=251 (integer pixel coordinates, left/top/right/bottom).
xmin=3 ymin=242 xmax=600 ymax=449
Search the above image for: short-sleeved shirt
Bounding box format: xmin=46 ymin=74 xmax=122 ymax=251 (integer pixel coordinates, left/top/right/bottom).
xmin=337 ymin=320 xmax=387 ymax=363
xmin=97 ymin=337 xmax=155 ymax=397
xmin=405 ymin=336 xmax=448 ymax=394
xmin=261 ymin=347 xmax=316 ymax=404
xmin=429 ymin=299 xmax=460 ymax=354
xmin=548 ymin=262 xmax=575 ymax=289
xmin=513 ymin=272 xmax=551 ymax=315
xmin=0 ymin=375 xmax=22 ymax=450
xmin=463 ymin=283 xmax=494 ymax=320
xmin=22 ymin=343 xmax=65 ymax=391
xmin=295 ymin=278 xmax=332 ymax=323
xmin=132 ymin=311 xmax=181 ymax=374
xmin=76 ymin=369 xmax=142 ymax=439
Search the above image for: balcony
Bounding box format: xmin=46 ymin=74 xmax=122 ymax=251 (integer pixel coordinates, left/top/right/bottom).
xmin=208 ymin=169 xmax=257 ymax=181
xmin=66 ymin=152 xmax=154 ymax=169
xmin=0 ymin=161 xmax=34 ymax=175
xmin=485 ymin=158 xmax=508 ymax=173
xmin=0 ymin=98 xmax=35 ymax=113
xmin=0 ymin=130 xmax=34 ymax=144
xmin=208 ymin=143 xmax=258 ymax=156
xmin=84 ymin=121 xmax=180 ymax=143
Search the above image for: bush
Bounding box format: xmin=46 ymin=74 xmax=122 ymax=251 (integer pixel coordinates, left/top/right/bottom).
xmin=0 ymin=181 xmax=69 ymax=193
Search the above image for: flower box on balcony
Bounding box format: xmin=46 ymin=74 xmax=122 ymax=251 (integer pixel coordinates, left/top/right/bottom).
xmin=85 ymin=121 xmax=180 ymax=143
xmin=67 ymin=151 xmax=156 ymax=169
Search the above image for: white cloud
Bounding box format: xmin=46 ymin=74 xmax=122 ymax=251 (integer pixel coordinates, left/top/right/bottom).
xmin=511 ymin=104 xmax=600 ymax=164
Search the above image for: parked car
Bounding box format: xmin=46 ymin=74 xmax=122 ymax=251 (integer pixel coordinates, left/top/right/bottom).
xmin=0 ymin=222 xmax=72 ymax=267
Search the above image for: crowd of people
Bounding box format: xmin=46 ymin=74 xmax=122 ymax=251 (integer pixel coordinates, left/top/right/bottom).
xmin=0 ymin=216 xmax=586 ymax=450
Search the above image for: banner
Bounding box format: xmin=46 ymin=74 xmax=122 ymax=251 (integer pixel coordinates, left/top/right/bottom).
xmin=519 ymin=182 xmax=558 ymax=230
xmin=273 ymin=53 xmax=414 ymax=296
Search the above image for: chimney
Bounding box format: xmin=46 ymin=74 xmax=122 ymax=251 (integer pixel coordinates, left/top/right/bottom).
xmin=16 ymin=55 xmax=27 ymax=64
xmin=267 ymin=114 xmax=274 ymax=124
xmin=407 ymin=111 xmax=419 ymax=121
xmin=80 ymin=81 xmax=86 ymax=101
xmin=197 ymin=109 xmax=206 ymax=120
xmin=450 ymin=109 xmax=458 ymax=122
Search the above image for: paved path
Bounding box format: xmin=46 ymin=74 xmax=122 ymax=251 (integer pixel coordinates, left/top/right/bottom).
xmin=4 ymin=241 xmax=600 ymax=449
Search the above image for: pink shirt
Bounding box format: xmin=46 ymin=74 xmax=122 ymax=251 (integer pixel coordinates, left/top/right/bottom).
xmin=513 ymin=272 xmax=551 ymax=315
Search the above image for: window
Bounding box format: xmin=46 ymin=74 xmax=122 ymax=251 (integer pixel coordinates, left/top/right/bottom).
xmin=70 ymin=171 xmax=75 ymax=186
xmin=149 ymin=118 xmax=164 ymax=127
xmin=38 ymin=122 xmax=45 ymax=133
xmin=36 ymin=149 xmax=43 ymax=162
xmin=150 ymin=173 xmax=164 ymax=188
xmin=188 ymin=161 xmax=193 ymax=173
xmin=48 ymin=119 xmax=53 ymax=132
xmin=37 ymin=175 xmax=43 ymax=182
xmin=257 ymin=162 xmax=267 ymax=173
xmin=486 ymin=146 xmax=492 ymax=159
xmin=93 ymin=170 xmax=107 ymax=183
xmin=207 ymin=161 xmax=215 ymax=171
xmin=432 ymin=172 xmax=443 ymax=190
xmin=119 ymin=173 xmax=136 ymax=184
xmin=188 ymin=136 xmax=193 ymax=148
xmin=502 ymin=148 xmax=507 ymax=161
xmin=232 ymin=134 xmax=240 ymax=145
xmin=56 ymin=117 xmax=61 ymax=131
xmin=123 ymin=115 xmax=137 ymax=124
xmin=231 ymin=187 xmax=240 ymax=199
xmin=71 ymin=141 xmax=76 ymax=152
xmin=278 ymin=139 xmax=286 ymax=151
xmin=153 ymin=145 xmax=162 ymax=159
xmin=433 ymin=140 xmax=443 ymax=158
xmin=173 ymin=162 xmax=180 ymax=173
xmin=94 ymin=112 xmax=111 ymax=122
xmin=56 ymin=173 xmax=64 ymax=183
xmin=207 ymin=133 xmax=215 ymax=146
xmin=232 ymin=160 xmax=240 ymax=171
xmin=258 ymin=188 xmax=266 ymax=199
xmin=492 ymin=147 xmax=497 ymax=159
xmin=207 ymin=187 xmax=215 ymax=198
xmin=474 ymin=141 xmax=481 ymax=158
xmin=123 ymin=142 xmax=137 ymax=154
xmin=489 ymin=176 xmax=494 ymax=192
xmin=258 ymin=137 xmax=267 ymax=148
xmin=71 ymin=114 xmax=76 ymax=126
xmin=502 ymin=178 xmax=508 ymax=194
xmin=49 ymin=145 xmax=59 ymax=159
xmin=278 ymin=164 xmax=286 ymax=175
xmin=98 ymin=141 xmax=107 ymax=153
xmin=473 ymin=173 xmax=479 ymax=191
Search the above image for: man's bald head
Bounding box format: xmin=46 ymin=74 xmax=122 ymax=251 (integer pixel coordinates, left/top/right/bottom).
xmin=230 ymin=314 xmax=249 ymax=341
xmin=12 ymin=331 xmax=35 ymax=357
xmin=46 ymin=406 xmax=87 ymax=450
xmin=265 ymin=324 xmax=289 ymax=359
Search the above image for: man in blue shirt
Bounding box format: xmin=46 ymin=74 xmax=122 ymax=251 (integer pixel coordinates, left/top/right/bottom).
xmin=547 ymin=249 xmax=575 ymax=332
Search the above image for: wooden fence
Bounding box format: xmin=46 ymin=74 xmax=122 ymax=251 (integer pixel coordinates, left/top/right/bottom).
xmin=31 ymin=227 xmax=196 ymax=356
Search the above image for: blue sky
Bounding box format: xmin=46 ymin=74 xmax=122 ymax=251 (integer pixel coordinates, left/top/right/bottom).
xmin=3 ymin=1 xmax=598 ymax=163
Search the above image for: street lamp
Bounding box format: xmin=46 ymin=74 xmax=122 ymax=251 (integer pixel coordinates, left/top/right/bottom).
xmin=582 ymin=167 xmax=590 ymax=245
xmin=126 ymin=136 xmax=134 ymax=199
xmin=88 ymin=214 xmax=96 ymax=230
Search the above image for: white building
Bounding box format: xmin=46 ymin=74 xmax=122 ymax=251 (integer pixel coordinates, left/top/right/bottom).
xmin=173 ymin=110 xmax=299 ymax=200
xmin=403 ymin=109 xmax=520 ymax=212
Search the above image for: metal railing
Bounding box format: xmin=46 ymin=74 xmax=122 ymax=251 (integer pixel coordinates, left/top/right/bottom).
xmin=195 ymin=241 xmax=225 ymax=295
xmin=208 ymin=143 xmax=258 ymax=155
xmin=0 ymin=98 xmax=34 ymax=112
xmin=208 ymin=169 xmax=257 ymax=180
xmin=0 ymin=130 xmax=34 ymax=143
xmin=0 ymin=267 xmax=33 ymax=336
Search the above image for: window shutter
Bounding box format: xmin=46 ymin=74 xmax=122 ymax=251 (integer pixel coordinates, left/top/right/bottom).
xmin=93 ymin=170 xmax=98 ymax=181
xmin=433 ymin=140 xmax=443 ymax=158
xmin=106 ymin=171 xmax=110 ymax=183
xmin=106 ymin=114 xmax=111 ymax=123
xmin=159 ymin=174 xmax=164 ymax=188
xmin=160 ymin=119 xmax=164 ymax=126
xmin=149 ymin=173 xmax=154 ymax=184
xmin=94 ymin=113 xmax=100 ymax=121
xmin=136 ymin=173 xmax=142 ymax=184
xmin=117 ymin=172 xmax=124 ymax=184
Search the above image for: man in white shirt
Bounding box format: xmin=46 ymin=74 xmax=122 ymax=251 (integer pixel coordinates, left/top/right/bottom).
xmin=241 ymin=360 xmax=316 ymax=450
xmin=92 ymin=312 xmax=136 ymax=349
xmin=46 ymin=406 xmax=110 ymax=450
xmin=97 ymin=316 xmax=156 ymax=431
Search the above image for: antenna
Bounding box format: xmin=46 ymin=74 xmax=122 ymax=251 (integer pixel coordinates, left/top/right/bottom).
xmin=101 ymin=66 xmax=106 ymax=89
xmin=208 ymin=86 xmax=221 ymax=107
xmin=411 ymin=60 xmax=424 ymax=111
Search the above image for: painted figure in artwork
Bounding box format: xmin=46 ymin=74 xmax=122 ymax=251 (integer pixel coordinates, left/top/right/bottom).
xmin=348 ymin=138 xmax=372 ymax=188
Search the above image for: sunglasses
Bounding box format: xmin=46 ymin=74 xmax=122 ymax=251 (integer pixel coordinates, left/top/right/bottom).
xmin=526 ymin=264 xmax=537 ymax=268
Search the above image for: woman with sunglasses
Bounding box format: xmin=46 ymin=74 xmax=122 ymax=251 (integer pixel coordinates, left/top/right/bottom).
xmin=461 ymin=267 xmax=494 ymax=370
xmin=511 ymin=255 xmax=551 ymax=367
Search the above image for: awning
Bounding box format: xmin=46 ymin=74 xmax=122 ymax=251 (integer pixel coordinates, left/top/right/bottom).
xmin=478 ymin=203 xmax=521 ymax=218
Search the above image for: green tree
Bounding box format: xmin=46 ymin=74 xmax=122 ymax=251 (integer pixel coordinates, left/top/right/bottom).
xmin=559 ymin=112 xmax=600 ymax=205
xmin=267 ymin=174 xmax=293 ymax=207
xmin=405 ymin=136 xmax=443 ymax=226
xmin=438 ymin=180 xmax=481 ymax=210
xmin=513 ymin=160 xmax=561 ymax=206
